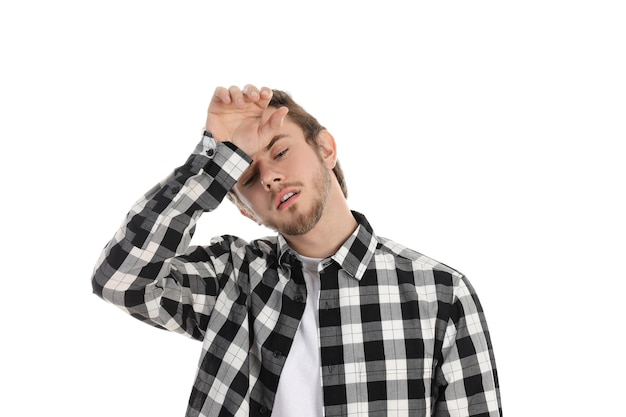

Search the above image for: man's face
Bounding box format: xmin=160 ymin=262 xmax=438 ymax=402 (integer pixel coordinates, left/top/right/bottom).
xmin=234 ymin=118 xmax=332 ymax=236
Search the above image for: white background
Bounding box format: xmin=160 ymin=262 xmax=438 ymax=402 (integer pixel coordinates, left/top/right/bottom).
xmin=1 ymin=1 xmax=624 ymax=415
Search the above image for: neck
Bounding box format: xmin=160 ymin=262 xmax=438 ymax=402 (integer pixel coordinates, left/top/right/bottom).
xmin=282 ymin=187 xmax=357 ymax=258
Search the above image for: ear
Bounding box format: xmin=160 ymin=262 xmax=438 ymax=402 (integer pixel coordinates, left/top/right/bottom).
xmin=316 ymin=130 xmax=338 ymax=169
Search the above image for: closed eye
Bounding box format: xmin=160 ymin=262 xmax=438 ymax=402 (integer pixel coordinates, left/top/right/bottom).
xmin=275 ymin=148 xmax=288 ymax=159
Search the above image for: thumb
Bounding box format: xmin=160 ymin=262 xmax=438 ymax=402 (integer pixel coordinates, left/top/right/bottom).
xmin=266 ymin=106 xmax=289 ymax=130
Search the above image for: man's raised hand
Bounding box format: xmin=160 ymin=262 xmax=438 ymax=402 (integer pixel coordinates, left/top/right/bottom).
xmin=205 ymin=85 xmax=288 ymax=157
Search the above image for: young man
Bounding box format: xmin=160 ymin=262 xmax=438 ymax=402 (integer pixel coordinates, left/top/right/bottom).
xmin=92 ymin=85 xmax=502 ymax=417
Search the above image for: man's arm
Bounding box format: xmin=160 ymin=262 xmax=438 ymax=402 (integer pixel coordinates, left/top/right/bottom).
xmin=91 ymin=135 xmax=251 ymax=339
xmin=433 ymin=274 xmax=503 ymax=416
xmin=91 ymin=85 xmax=288 ymax=339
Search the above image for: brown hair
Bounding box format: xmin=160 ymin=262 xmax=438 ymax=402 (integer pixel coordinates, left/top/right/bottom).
xmin=227 ymin=89 xmax=348 ymax=211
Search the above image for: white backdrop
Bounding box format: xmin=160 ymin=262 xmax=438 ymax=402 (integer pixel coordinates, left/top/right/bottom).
xmin=1 ymin=1 xmax=624 ymax=415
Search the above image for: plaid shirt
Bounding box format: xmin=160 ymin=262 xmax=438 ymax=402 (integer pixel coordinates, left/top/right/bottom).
xmin=92 ymin=133 xmax=502 ymax=417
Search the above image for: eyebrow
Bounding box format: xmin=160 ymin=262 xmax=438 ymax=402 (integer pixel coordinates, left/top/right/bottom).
xmin=263 ymin=134 xmax=288 ymax=152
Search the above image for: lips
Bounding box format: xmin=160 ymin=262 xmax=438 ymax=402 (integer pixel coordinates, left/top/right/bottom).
xmin=275 ymin=189 xmax=300 ymax=210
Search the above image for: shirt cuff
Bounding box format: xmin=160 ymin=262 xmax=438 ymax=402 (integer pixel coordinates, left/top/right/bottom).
xmin=197 ymin=131 xmax=217 ymax=158
xmin=188 ymin=131 xmax=252 ymax=188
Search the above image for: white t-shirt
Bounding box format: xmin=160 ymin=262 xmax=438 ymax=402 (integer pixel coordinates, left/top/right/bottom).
xmin=272 ymin=255 xmax=323 ymax=417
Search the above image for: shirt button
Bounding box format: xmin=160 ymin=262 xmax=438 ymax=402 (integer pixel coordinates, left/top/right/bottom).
xmin=294 ymin=295 xmax=305 ymax=303
xmin=206 ymin=148 xmax=215 ymax=157
xmin=260 ymin=406 xmax=269 ymax=414
xmin=272 ymin=350 xmax=282 ymax=358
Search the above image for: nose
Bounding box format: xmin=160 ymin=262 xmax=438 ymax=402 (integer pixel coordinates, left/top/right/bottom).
xmin=259 ymin=163 xmax=283 ymax=191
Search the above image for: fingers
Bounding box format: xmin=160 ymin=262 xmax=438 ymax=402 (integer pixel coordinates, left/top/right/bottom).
xmin=252 ymin=85 xmax=274 ymax=109
xmin=212 ymin=85 xmax=273 ymax=109
xmin=207 ymin=84 xmax=282 ymax=154
xmin=241 ymin=84 xmax=260 ymax=102
xmin=212 ymin=86 xmax=232 ymax=105
xmin=229 ymin=86 xmax=246 ymax=108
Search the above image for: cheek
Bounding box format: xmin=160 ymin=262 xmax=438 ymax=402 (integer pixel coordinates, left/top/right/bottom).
xmin=235 ymin=187 xmax=260 ymax=210
xmin=289 ymin=156 xmax=316 ymax=176
xmin=244 ymin=189 xmax=269 ymax=212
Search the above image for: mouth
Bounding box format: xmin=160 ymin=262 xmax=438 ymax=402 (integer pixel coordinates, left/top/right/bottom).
xmin=276 ymin=190 xmax=300 ymax=210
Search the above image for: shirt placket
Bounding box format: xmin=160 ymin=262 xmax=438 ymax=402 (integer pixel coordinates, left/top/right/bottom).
xmin=249 ymin=260 xmax=308 ymax=417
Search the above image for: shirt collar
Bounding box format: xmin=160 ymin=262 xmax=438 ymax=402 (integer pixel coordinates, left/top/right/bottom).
xmin=277 ymin=211 xmax=378 ymax=280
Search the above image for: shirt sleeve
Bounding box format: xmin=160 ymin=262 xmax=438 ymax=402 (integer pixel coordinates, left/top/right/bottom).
xmin=91 ymin=132 xmax=252 ymax=341
xmin=433 ymin=275 xmax=503 ymax=416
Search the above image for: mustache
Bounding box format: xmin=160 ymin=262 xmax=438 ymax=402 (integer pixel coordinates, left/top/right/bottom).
xmin=270 ymin=182 xmax=304 ymax=198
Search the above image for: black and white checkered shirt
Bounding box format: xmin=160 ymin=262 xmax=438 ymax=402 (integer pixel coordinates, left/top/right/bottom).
xmin=92 ymin=133 xmax=502 ymax=416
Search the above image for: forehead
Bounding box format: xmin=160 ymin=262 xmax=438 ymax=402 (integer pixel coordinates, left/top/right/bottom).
xmin=261 ymin=119 xmax=305 ymax=149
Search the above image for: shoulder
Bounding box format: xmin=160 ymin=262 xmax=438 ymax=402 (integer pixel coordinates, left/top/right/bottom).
xmin=375 ymin=237 xmax=479 ymax=320
xmin=376 ymin=236 xmax=465 ymax=284
xmin=377 ymin=236 xmax=461 ymax=273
